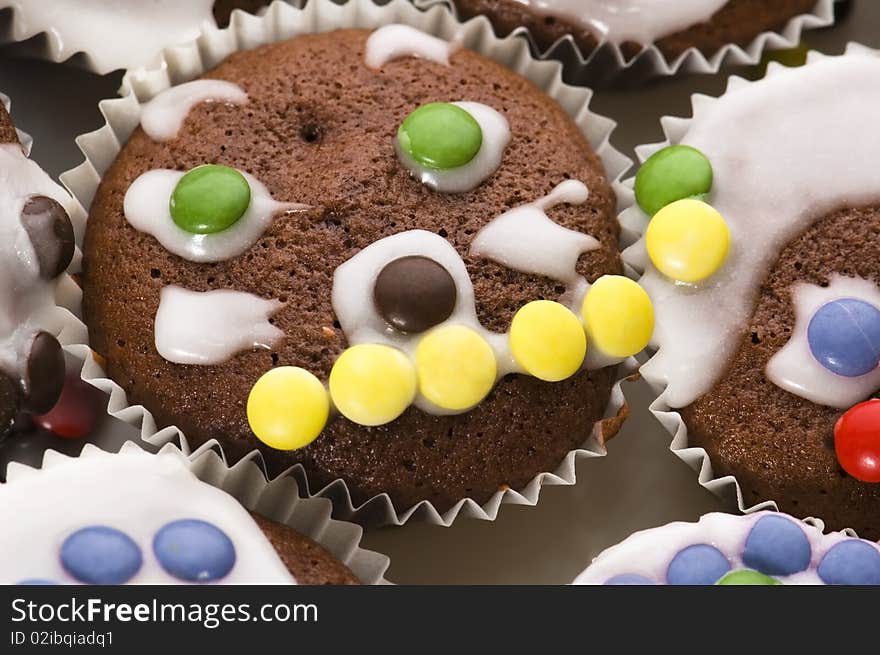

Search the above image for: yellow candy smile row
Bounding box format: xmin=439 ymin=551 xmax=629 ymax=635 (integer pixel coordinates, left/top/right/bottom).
xmin=246 ymin=275 xmax=654 ymax=451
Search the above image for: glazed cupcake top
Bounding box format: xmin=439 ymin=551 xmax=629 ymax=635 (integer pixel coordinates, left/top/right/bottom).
xmin=2 ymin=446 xmax=295 ymax=585
xmin=575 ymin=511 xmax=880 ymax=585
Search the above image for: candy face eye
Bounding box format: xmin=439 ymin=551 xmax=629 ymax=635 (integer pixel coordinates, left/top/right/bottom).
xmin=397 ymin=102 xmax=483 ymax=170
xmin=373 ymin=255 xmax=457 ymax=334
xmin=169 ymin=164 xmax=251 ymax=235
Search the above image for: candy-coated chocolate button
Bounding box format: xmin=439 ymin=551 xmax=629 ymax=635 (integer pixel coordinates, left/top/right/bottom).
xmin=329 ymin=344 xmax=417 ymax=426
xmin=33 ymin=369 xmax=104 ymax=439
xmin=509 ymin=300 xmax=586 ymax=382
xmin=833 ymin=399 xmax=880 ymax=483
xmin=645 ymin=198 xmax=730 ymax=283
xmin=17 ymin=579 xmax=58 ymax=585
xmin=605 ymin=574 xmax=654 ymax=585
xmin=398 ymin=103 xmax=482 ymax=170
xmin=666 ymin=544 xmax=730 ymax=585
xmin=154 ymin=519 xmax=236 ymax=582
xmin=715 ymin=569 xmax=781 ymax=585
xmin=635 ymin=145 xmax=713 ymax=216
xmin=415 ymin=325 xmax=496 ymax=411
xmin=374 ymin=255 xmax=457 ymax=333
xmin=817 ymin=540 xmax=880 ymax=585
xmin=23 ymin=331 xmax=65 ymax=415
xmin=742 ymin=514 xmax=811 ymax=576
xmin=581 ymin=275 xmax=654 ymax=358
xmin=247 ymin=367 xmax=329 ymax=450
xmin=61 ymin=526 xmax=143 ymax=584
xmin=170 ymin=164 xmax=251 ymax=234
xmin=20 ymin=195 xmax=75 ymax=279
xmin=807 ymin=298 xmax=880 ymax=377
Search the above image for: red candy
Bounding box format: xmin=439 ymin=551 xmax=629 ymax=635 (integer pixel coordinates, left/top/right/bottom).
xmin=834 ymin=399 xmax=880 ymax=483
xmin=33 ymin=370 xmax=104 ymax=439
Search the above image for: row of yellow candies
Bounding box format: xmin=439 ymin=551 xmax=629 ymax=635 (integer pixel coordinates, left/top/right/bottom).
xmin=246 ymin=275 xmax=653 ymax=450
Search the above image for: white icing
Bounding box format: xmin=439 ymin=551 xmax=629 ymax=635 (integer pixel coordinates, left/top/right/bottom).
xmin=155 ymin=286 xmax=284 ymax=365
xmin=365 ymin=24 xmax=459 ymax=69
xmin=766 ymin=276 xmax=880 ymax=409
xmin=124 ymin=168 xmax=306 ymax=263
xmin=512 ymin=0 xmax=727 ymax=45
xmin=2 ymin=0 xmax=218 ymax=73
xmin=0 ymin=144 xmax=74 ymax=379
xmin=0 ymin=448 xmax=295 ymax=584
xmin=470 ymin=180 xmax=597 ymax=283
xmin=573 ymin=511 xmax=871 ymax=585
xmin=395 ymin=102 xmax=511 ymax=194
xmin=140 ymin=80 xmax=248 ymax=142
xmin=634 ymin=54 xmax=880 ymax=408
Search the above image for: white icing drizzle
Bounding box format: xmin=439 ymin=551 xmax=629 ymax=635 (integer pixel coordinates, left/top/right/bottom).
xmin=634 ymin=53 xmax=880 ymax=408
xmin=364 ymin=24 xmax=459 ymax=69
xmin=140 ymin=80 xmax=248 ymax=142
xmin=513 ymin=0 xmax=727 ymax=45
xmin=573 ymin=511 xmax=872 ymax=585
xmin=470 ymin=180 xmax=597 ymax=283
xmin=0 ymin=144 xmax=73 ymax=379
xmin=766 ymin=275 xmax=880 ymax=409
xmin=0 ymin=448 xmax=295 ymax=584
xmin=2 ymin=0 xmax=218 ymax=73
xmin=395 ymin=102 xmax=511 ymax=194
xmin=123 ymin=169 xmax=306 ymax=263
xmin=155 ymin=286 xmax=284 ymax=366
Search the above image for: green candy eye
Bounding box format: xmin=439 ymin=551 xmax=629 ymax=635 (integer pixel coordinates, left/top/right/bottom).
xmin=398 ymin=102 xmax=483 ymax=170
xmin=634 ymin=145 xmax=713 ymax=217
xmin=170 ymin=164 xmax=251 ymax=234
xmin=715 ymin=569 xmax=781 ymax=585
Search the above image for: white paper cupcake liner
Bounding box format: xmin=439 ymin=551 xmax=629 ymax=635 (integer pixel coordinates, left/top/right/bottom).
xmin=4 ymin=441 xmax=390 ymax=584
xmin=59 ymin=0 xmax=634 ymax=527
xmin=415 ymin=0 xmax=839 ymax=87
xmin=618 ymin=41 xmax=878 ymax=529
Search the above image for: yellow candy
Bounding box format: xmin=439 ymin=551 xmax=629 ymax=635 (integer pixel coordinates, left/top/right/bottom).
xmin=581 ymin=275 xmax=654 ymax=358
xmin=247 ymin=366 xmax=329 ymax=450
xmin=645 ymin=198 xmax=730 ymax=283
xmin=509 ymin=300 xmax=586 ymax=382
xmin=329 ymin=344 xmax=417 ymax=426
xmin=415 ymin=325 xmax=497 ymax=411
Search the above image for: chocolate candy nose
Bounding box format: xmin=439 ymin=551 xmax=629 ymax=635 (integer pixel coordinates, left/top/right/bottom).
xmin=0 ymin=372 xmax=20 ymax=440
xmin=23 ymin=331 xmax=65 ymax=414
xmin=21 ymin=195 xmax=75 ymax=279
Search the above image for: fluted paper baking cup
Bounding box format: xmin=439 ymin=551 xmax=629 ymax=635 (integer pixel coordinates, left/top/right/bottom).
xmin=60 ymin=0 xmax=634 ymax=527
xmin=4 ymin=442 xmax=390 ymax=584
xmin=415 ymin=0 xmax=838 ymax=87
xmin=618 ymin=42 xmax=878 ymax=526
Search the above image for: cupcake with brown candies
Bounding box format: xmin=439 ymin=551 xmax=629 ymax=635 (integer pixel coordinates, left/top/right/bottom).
xmin=574 ymin=512 xmax=880 ymax=585
xmin=624 ymin=44 xmax=880 ymax=539
xmin=80 ymin=18 xmax=648 ymax=522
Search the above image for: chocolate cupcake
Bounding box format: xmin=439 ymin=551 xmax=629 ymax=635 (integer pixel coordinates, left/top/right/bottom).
xmin=2 ymin=445 xmax=375 ymax=584
xmin=574 ymin=511 xmax=880 ymax=585
xmin=622 ymin=45 xmax=880 ymax=539
xmin=0 ymin=0 xmax=271 ymax=73
xmin=75 ymin=5 xmax=638 ymax=524
xmin=0 ymin=99 xmax=83 ymax=443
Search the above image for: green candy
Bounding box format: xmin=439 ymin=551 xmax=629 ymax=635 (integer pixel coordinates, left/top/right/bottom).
xmin=634 ymin=145 xmax=713 ymax=216
xmin=398 ymin=103 xmax=482 ymax=170
xmin=170 ymin=164 xmax=251 ymax=234
xmin=716 ymin=569 xmax=781 ymax=585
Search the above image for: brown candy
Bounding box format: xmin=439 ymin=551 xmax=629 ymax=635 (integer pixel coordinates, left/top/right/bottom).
xmin=23 ymin=331 xmax=65 ymax=414
xmin=373 ymin=256 xmax=457 ymax=333
xmin=21 ymin=195 xmax=75 ymax=279
xmin=0 ymin=372 xmax=20 ymax=439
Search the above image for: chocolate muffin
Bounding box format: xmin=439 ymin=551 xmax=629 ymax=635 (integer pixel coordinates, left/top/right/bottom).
xmin=1 ymin=446 xmax=359 ymax=584
xmin=629 ymin=49 xmax=880 ymax=538
xmin=82 ymin=26 xmax=646 ymax=514
xmin=0 ymin=102 xmax=76 ymax=441
xmin=452 ymin=0 xmax=819 ymax=60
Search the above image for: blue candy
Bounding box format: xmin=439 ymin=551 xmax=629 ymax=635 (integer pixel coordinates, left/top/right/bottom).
xmin=153 ymin=519 xmax=236 ymax=583
xmin=61 ymin=526 xmax=142 ymax=584
xmin=604 ymin=574 xmax=655 ymax=585
xmin=807 ymin=298 xmax=880 ymax=377
xmin=666 ymin=544 xmax=731 ymax=585
xmin=17 ymin=579 xmax=58 ymax=585
xmin=742 ymin=515 xmax=811 ymax=576
xmin=817 ymin=540 xmax=880 ymax=585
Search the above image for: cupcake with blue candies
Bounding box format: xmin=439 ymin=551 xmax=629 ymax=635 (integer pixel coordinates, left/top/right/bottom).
xmin=621 ymin=43 xmax=880 ymax=538
xmin=575 ymin=511 xmax=880 ymax=585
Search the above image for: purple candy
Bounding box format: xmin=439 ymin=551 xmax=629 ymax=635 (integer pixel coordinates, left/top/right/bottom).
xmin=605 ymin=574 xmax=654 ymax=585
xmin=666 ymin=544 xmax=731 ymax=585
xmin=807 ymin=298 xmax=880 ymax=377
xmin=742 ymin=515 xmax=811 ymax=576
xmin=817 ymin=540 xmax=880 ymax=585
